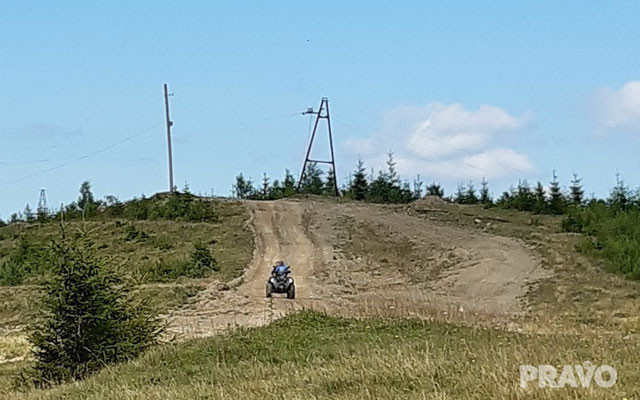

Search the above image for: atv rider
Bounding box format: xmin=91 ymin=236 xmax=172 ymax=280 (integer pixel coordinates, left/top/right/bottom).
xmin=271 ymin=260 xmax=290 ymax=276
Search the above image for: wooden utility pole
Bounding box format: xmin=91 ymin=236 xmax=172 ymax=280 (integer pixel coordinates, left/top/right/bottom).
xmin=298 ymin=97 xmax=339 ymax=196
xmin=163 ymin=83 xmax=175 ymax=192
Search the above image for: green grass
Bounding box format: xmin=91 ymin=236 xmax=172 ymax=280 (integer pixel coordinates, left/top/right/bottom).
xmin=0 ymin=200 xmax=252 ymax=285
xmin=0 ymin=311 xmax=637 ymax=399
xmin=0 ymin=199 xmax=253 ymax=333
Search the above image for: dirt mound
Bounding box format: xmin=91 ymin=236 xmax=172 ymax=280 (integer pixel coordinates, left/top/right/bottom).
xmin=413 ymin=195 xmax=448 ymax=207
xmin=168 ymin=199 xmax=549 ymax=340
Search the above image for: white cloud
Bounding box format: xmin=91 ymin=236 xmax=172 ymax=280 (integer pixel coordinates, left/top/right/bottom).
xmin=341 ymin=102 xmax=534 ymax=182
xmin=594 ymin=80 xmax=640 ymax=133
xmin=392 ymin=148 xmax=533 ymax=181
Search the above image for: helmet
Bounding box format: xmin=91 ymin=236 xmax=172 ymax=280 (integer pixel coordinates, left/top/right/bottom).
xmin=276 ymin=260 xmax=285 ymax=266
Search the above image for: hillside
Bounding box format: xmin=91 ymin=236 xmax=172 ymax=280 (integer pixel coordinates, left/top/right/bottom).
xmin=0 ymin=196 xmax=253 ymax=363
xmin=1 ymin=196 xmax=639 ymax=398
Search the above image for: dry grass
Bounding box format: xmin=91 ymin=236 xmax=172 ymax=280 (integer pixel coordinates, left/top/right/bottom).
xmin=404 ymin=200 xmax=640 ymax=336
xmin=0 ymin=312 xmax=637 ymax=399
xmin=0 ymin=334 xmax=29 ymax=363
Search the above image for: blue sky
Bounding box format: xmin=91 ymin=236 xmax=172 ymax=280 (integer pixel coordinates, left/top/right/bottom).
xmin=1 ymin=1 xmax=640 ymax=217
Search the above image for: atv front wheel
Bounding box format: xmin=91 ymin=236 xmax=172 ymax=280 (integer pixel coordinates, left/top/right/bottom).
xmin=266 ymin=283 xmax=273 ymax=298
xmin=286 ymin=284 xmax=295 ymax=299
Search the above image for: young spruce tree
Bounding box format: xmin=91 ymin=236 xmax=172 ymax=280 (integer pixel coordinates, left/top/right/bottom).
xmin=301 ymin=162 xmax=324 ymax=195
xmin=479 ymin=178 xmax=492 ymax=205
xmin=348 ymin=158 xmax=369 ymax=201
xmin=26 ymin=227 xmax=161 ymax=386
xmin=426 ymin=183 xmax=444 ymax=198
xmin=534 ymin=181 xmax=547 ymax=214
xmin=569 ymin=173 xmax=584 ymax=206
xmin=548 ymin=171 xmax=566 ymax=215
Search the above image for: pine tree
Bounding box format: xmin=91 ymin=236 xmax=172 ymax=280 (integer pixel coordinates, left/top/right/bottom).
xmin=232 ymin=173 xmax=255 ymax=199
xmin=609 ymin=173 xmax=630 ymax=210
xmin=323 ymin=168 xmax=337 ymax=196
xmin=182 ymin=182 xmax=191 ymax=194
xmin=412 ymin=175 xmax=424 ymax=199
xmin=496 ymin=190 xmax=512 ymax=207
xmin=534 ymin=181 xmax=547 ymax=214
xmin=569 ymin=173 xmax=584 ymax=206
xmin=511 ymin=180 xmax=535 ymax=211
xmin=283 ymin=169 xmax=296 ymax=197
xmin=465 ymin=182 xmax=479 ymax=204
xmin=24 ymin=204 xmax=35 ymax=222
xmin=385 ymin=151 xmax=399 ymax=186
xmin=548 ymin=171 xmax=566 ymax=215
xmin=301 ymin=162 xmax=324 ymax=195
xmin=348 ymin=158 xmax=369 ymax=201
xmin=454 ymin=183 xmax=467 ymax=204
xmin=479 ymin=178 xmax=492 ymax=205
xmin=268 ymin=179 xmax=283 ymax=199
xmin=367 ymin=173 xmax=388 ymax=203
xmin=77 ymin=181 xmax=95 ymax=211
xmin=261 ymin=173 xmax=270 ymax=199
xmin=26 ymin=229 xmax=161 ymax=385
xmin=426 ymin=183 xmax=444 ymax=198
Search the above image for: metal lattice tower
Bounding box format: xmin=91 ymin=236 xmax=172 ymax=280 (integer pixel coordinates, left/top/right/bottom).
xmin=37 ymin=188 xmax=48 ymax=215
xmin=297 ymin=98 xmax=339 ymax=196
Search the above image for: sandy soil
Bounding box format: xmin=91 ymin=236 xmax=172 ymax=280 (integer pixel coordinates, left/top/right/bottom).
xmin=167 ymin=199 xmax=550 ymax=340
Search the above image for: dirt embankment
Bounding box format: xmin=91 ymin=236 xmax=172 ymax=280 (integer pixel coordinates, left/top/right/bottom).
xmin=168 ymin=199 xmax=549 ymax=340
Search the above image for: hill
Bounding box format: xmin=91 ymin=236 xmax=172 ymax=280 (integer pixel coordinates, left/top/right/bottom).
xmin=1 ymin=196 xmax=639 ymax=398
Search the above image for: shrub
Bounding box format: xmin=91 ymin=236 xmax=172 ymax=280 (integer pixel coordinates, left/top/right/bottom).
xmin=0 ymin=258 xmax=27 ymax=286
xmin=562 ymin=203 xmax=640 ymax=279
xmin=191 ymin=240 xmax=216 ymax=271
xmin=123 ymin=224 xmax=150 ymax=242
xmin=0 ymin=235 xmax=45 ymax=286
xmin=23 ymin=228 xmax=162 ymax=386
xmin=119 ymin=193 xmax=217 ymax=222
xmin=139 ymin=242 xmax=218 ymax=282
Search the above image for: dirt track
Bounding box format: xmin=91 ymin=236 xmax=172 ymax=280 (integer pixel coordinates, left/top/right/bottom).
xmin=168 ymin=199 xmax=549 ymax=340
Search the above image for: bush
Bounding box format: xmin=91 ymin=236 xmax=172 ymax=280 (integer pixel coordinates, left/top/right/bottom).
xmin=0 ymin=235 xmax=45 ymax=286
xmin=123 ymin=224 xmax=150 ymax=242
xmin=191 ymin=241 xmax=216 ymax=271
xmin=120 ymin=193 xmax=217 ymax=222
xmin=23 ymin=228 xmax=162 ymax=386
xmin=562 ymin=203 xmax=640 ymax=279
xmin=0 ymin=258 xmax=27 ymax=286
xmin=139 ymin=242 xmax=218 ymax=282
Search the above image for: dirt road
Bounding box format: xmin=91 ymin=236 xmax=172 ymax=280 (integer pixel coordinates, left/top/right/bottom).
xmin=168 ymin=199 xmax=549 ymax=340
xmin=167 ymin=201 xmax=326 ymax=339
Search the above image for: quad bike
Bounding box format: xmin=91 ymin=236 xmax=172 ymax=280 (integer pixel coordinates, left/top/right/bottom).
xmin=266 ymin=267 xmax=295 ymax=299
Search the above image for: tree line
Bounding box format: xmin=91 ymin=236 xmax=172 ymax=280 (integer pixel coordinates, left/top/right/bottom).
xmin=233 ymin=152 xmax=434 ymax=204
xmin=7 ymin=181 xmax=217 ymax=224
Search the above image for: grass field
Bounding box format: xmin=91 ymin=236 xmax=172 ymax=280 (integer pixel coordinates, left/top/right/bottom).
xmin=0 ymin=198 xmax=254 ymax=363
xmin=1 ymin=198 xmax=638 ymax=398
xmin=0 ymin=311 xmax=637 ymax=399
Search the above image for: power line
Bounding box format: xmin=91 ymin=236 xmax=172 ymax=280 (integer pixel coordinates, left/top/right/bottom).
xmin=0 ymin=159 xmax=50 ymax=168
xmin=0 ymin=123 xmax=163 ymax=186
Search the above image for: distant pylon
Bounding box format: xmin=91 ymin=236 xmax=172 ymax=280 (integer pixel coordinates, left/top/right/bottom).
xmin=297 ymin=97 xmax=339 ymax=196
xmin=37 ymin=188 xmax=48 ymax=215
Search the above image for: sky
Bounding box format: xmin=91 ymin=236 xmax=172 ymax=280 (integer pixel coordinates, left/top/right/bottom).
xmin=1 ymin=1 xmax=640 ymax=218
